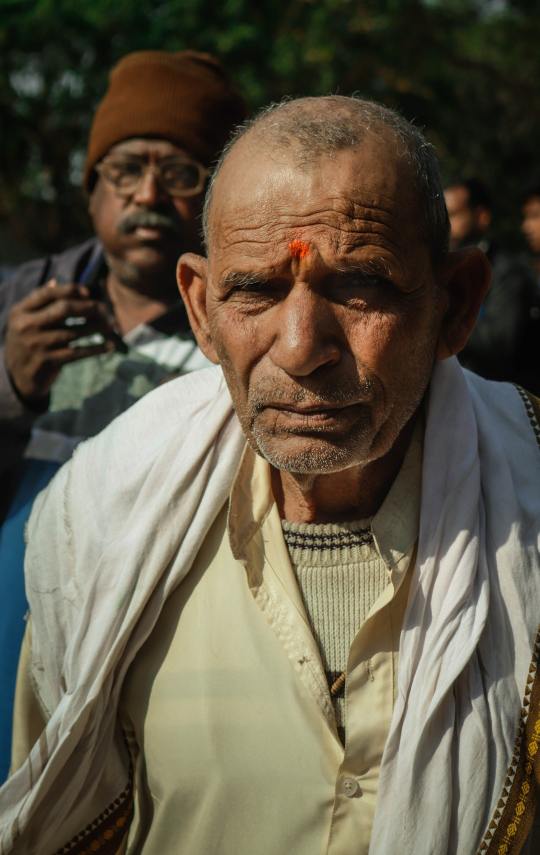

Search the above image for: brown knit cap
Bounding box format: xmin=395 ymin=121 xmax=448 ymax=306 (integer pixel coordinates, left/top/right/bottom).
xmin=83 ymin=50 xmax=246 ymax=190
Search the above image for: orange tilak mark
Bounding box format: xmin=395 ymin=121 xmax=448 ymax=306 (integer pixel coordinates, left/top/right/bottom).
xmin=288 ymin=239 xmax=310 ymax=259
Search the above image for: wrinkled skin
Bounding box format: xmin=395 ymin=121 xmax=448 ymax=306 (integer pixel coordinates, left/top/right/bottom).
xmin=179 ymin=132 xmax=489 ymax=521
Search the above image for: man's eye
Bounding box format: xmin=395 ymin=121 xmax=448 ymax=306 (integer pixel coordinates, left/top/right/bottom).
xmin=229 ymin=279 xmax=276 ymax=294
xmin=225 ymin=279 xmax=287 ymax=306
xmin=113 ymin=161 xmax=143 ymax=180
xmin=239 ymin=281 xmax=271 ymax=292
xmin=340 ymin=274 xmax=390 ymax=291
xmin=162 ymin=163 xmax=200 ymax=188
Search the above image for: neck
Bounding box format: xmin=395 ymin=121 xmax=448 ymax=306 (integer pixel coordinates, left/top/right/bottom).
xmin=272 ymin=415 xmax=416 ymax=523
xmin=105 ymin=270 xmax=175 ymax=334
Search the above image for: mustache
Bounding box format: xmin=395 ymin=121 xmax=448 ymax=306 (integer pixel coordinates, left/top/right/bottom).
xmin=249 ymin=376 xmax=376 ymax=412
xmin=117 ymin=209 xmax=181 ymax=236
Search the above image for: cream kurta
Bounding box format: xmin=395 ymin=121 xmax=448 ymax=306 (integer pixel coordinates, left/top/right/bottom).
xmin=121 ymin=425 xmax=422 ymax=854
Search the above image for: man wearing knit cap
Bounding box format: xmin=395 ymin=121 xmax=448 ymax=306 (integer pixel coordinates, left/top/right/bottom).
xmin=3 ymin=96 xmax=539 ymax=854
xmin=0 ymin=50 xmax=245 ymax=782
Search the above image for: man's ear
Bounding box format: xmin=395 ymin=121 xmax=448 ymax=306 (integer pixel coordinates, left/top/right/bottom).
xmin=87 ymin=182 xmax=99 ymax=223
xmin=436 ymin=247 xmax=491 ymax=360
xmin=177 ymin=253 xmax=220 ymax=364
xmin=477 ymin=206 xmax=492 ymax=232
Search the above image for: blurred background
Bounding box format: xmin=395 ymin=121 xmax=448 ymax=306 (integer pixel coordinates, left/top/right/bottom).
xmin=1 ymin=0 xmax=540 ymax=262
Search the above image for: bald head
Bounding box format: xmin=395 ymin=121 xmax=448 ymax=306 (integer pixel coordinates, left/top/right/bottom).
xmin=203 ymin=96 xmax=449 ymax=264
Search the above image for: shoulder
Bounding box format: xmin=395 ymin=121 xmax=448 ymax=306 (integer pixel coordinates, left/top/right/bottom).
xmin=48 ymin=237 xmax=100 ymax=283
xmin=463 ymin=372 xmax=540 ymax=482
xmin=25 ymin=364 xmax=237 ymax=622
xmin=92 ymin=364 xmax=231 ymax=460
xmin=30 ymin=365 xmax=233 ymax=535
xmin=0 ymin=256 xmax=49 ymax=312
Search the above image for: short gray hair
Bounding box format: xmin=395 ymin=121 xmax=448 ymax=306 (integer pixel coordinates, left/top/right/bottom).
xmin=202 ymin=95 xmax=449 ymax=264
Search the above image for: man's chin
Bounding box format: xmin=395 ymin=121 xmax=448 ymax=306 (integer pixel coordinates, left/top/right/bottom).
xmin=124 ymin=241 xmax=180 ymax=270
xmin=253 ymin=433 xmax=373 ymax=475
xmin=107 ymin=249 xmax=178 ymax=291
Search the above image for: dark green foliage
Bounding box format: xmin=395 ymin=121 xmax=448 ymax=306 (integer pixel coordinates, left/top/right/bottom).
xmin=1 ymin=0 xmax=539 ymax=257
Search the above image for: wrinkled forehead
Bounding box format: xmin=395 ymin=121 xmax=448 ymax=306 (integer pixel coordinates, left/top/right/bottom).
xmin=207 ymin=133 xmax=423 ymax=259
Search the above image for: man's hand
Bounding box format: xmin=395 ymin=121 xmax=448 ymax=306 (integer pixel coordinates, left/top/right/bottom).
xmin=5 ymin=279 xmax=118 ymax=405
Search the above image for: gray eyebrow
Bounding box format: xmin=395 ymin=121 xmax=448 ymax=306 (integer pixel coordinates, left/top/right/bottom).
xmin=219 ymin=271 xmax=273 ymax=290
xmin=219 ymin=257 xmax=394 ymax=291
xmin=332 ymin=257 xmax=393 ymax=277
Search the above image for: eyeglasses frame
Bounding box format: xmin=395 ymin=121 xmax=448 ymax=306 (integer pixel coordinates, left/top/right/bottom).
xmin=95 ymin=155 xmax=209 ymax=199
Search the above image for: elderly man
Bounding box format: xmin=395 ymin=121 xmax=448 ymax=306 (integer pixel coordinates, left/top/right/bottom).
xmin=2 ymin=97 xmax=539 ymax=855
xmin=0 ymin=49 xmax=244 ymax=780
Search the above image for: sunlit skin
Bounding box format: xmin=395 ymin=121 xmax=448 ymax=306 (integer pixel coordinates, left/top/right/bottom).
xmin=179 ymin=122 xmax=490 ymax=522
xmin=89 ymin=137 xmax=205 ymax=333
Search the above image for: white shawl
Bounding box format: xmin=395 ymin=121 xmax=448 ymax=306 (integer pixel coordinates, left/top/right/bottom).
xmin=0 ymin=358 xmax=538 ymax=854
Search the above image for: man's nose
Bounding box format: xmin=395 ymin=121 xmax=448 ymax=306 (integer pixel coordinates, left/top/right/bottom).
xmin=132 ymin=169 xmax=167 ymax=206
xmin=269 ymin=287 xmax=342 ymax=377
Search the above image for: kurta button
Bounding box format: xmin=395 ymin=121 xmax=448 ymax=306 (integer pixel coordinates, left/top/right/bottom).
xmin=340 ymin=776 xmax=361 ymax=798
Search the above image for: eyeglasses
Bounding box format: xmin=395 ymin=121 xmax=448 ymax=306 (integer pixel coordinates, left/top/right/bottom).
xmin=95 ymin=156 xmax=209 ymax=198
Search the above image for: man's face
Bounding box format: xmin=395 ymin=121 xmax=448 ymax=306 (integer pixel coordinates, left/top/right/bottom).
xmin=193 ymin=139 xmax=446 ymax=475
xmin=444 ymin=185 xmax=487 ymax=250
xmin=522 ymin=196 xmax=540 ymax=254
xmin=89 ymin=138 xmax=205 ymax=294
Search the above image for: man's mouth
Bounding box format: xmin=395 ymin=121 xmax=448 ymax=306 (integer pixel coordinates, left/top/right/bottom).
xmin=118 ymin=211 xmax=180 ymax=238
xmin=262 ymin=401 xmax=367 ymax=433
xmin=132 ymin=224 xmax=170 ymax=240
xmin=272 ymin=403 xmax=351 ymax=414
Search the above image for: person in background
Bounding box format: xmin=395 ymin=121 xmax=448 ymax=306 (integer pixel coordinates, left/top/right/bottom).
xmin=3 ymin=96 xmax=538 ymax=855
xmin=522 ymin=187 xmax=540 ymax=283
xmin=0 ymin=49 xmax=245 ymax=781
xmin=519 ymin=187 xmax=540 ymax=393
xmin=444 ymin=177 xmax=537 ymax=389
